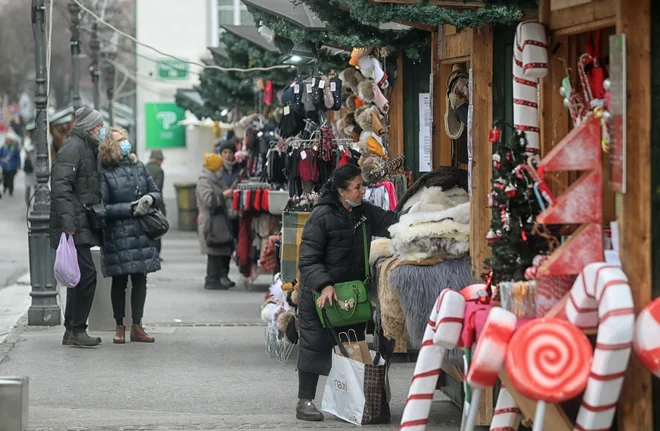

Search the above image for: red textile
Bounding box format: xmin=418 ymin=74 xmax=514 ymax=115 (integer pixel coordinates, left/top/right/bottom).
xmin=233 ymin=190 xmax=240 ymax=212
xmin=337 ymin=149 xmax=352 ymax=167
xmin=264 ymin=80 xmax=274 ymax=105
xmin=254 ymin=189 xmax=262 ymax=211
xmin=262 ymin=189 xmax=270 ymax=212
xmin=238 ymin=214 xmax=253 ymax=276
xmin=245 ymin=190 xmax=252 ymax=211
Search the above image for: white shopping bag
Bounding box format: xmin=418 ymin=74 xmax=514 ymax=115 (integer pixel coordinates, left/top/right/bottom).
xmin=322 ymin=349 xmax=389 ymax=425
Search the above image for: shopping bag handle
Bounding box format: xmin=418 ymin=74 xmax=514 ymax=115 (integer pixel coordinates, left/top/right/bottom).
xmin=322 ymin=308 xmax=350 ymax=359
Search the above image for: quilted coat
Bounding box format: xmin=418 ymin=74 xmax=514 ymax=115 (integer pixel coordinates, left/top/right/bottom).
xmin=50 ymin=128 xmax=102 ymax=249
xmin=196 ymin=168 xmax=233 ymax=257
xmin=297 ymin=195 xmax=399 ymax=376
xmin=99 ymin=150 xmax=162 ymax=278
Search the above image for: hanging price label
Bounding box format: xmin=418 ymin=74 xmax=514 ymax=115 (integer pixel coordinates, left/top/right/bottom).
xmin=318 ymin=80 xmax=325 ymax=89
xmin=306 ymin=84 xmax=313 ymax=94
xmin=283 ymin=105 xmax=290 ymax=116
xmin=330 ymin=81 xmax=336 ymax=92
xmin=300 ymin=150 xmax=308 ymax=160
xmin=294 ymin=84 xmax=300 ymax=94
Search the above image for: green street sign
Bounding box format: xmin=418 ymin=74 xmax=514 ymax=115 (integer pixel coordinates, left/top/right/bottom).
xmin=145 ymin=103 xmax=186 ymax=149
xmin=156 ymin=59 xmax=189 ymax=80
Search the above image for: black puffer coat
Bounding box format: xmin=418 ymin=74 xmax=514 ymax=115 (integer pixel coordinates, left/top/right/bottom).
xmin=99 ymin=153 xmax=162 ymax=278
xmin=50 ymin=128 xmax=102 ymax=249
xmin=297 ymin=195 xmax=399 ymax=376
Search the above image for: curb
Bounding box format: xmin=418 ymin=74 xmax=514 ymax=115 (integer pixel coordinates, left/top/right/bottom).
xmin=0 ymin=313 xmax=27 ymax=364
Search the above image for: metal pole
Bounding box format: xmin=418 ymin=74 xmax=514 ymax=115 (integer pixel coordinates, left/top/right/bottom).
xmin=68 ymin=0 xmax=81 ymax=110
xmin=89 ymin=23 xmax=100 ymax=110
xmin=28 ymin=0 xmax=61 ymax=326
xmin=104 ymin=56 xmax=115 ymax=126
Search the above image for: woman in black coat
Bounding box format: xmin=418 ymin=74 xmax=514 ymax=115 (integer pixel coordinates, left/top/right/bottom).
xmin=99 ymin=127 xmax=162 ymax=344
xmin=296 ymin=163 xmax=399 ymax=421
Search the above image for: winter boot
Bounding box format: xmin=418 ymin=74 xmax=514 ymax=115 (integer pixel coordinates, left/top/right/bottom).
xmin=113 ymin=325 xmax=126 ymax=344
xmin=131 ymin=324 xmax=155 ymax=343
xmin=219 ymin=269 xmax=235 ymax=289
xmin=69 ymin=331 xmax=101 ymax=347
xmin=62 ymin=328 xmax=72 ymax=345
xmin=296 ymin=399 xmax=324 ymax=421
xmin=204 ymin=277 xmax=224 ymax=290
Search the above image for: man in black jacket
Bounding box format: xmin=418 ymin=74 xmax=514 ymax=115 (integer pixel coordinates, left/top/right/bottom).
xmin=51 ymin=107 xmax=106 ymax=347
xmin=145 ymin=150 xmax=165 ymax=259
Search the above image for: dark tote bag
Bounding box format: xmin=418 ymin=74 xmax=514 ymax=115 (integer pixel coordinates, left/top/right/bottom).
xmin=141 ymin=208 xmax=169 ymax=240
xmin=207 ymin=206 xmax=233 ymax=247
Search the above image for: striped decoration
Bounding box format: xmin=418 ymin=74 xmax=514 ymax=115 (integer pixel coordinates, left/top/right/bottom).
xmin=513 ymin=21 xmax=548 ymax=152
xmin=564 ymin=263 xmax=634 ymax=431
xmin=400 ymin=289 xmax=466 ymax=430
xmin=489 ymin=386 xmax=521 ymax=431
xmin=634 ymin=298 xmax=660 ymax=378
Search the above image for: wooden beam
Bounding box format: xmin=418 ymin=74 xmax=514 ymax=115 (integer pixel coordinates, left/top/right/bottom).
xmin=616 ymin=0 xmax=654 ymax=429
xmin=440 ymin=28 xmax=471 ymax=61
xmin=388 ymin=53 xmax=405 ymax=158
xmin=469 ymin=26 xmax=493 ymax=279
xmin=549 ymin=0 xmax=615 ymax=32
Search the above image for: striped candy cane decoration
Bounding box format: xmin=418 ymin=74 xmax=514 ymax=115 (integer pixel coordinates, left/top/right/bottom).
xmin=634 ymin=297 xmax=660 ymax=378
xmin=564 ymin=262 xmax=634 ymax=431
xmin=513 ymin=21 xmax=548 ymax=152
xmin=489 ymin=385 xmax=521 ymax=431
xmin=400 ymin=289 xmax=466 ymax=431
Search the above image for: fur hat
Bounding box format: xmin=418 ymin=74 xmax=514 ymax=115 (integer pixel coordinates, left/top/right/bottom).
xmin=356 ymin=106 xmax=385 ymax=136
xmin=345 ymin=94 xmax=358 ymax=112
xmin=358 ymin=80 xmax=390 ymax=114
xmin=358 ymin=56 xmax=388 ymax=89
xmin=360 ymin=155 xmax=380 ymax=183
xmin=339 ymin=68 xmax=364 ymax=93
xmin=204 ymin=152 xmax=223 ymax=171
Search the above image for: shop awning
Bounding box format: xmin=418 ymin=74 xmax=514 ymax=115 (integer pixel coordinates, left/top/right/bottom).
xmin=221 ymin=24 xmax=280 ymax=53
xmin=176 ymin=89 xmax=205 ymax=108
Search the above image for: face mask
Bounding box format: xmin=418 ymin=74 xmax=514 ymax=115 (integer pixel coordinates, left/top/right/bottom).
xmin=120 ymin=140 xmax=131 ymax=156
xmin=97 ymin=127 xmax=107 ymax=141
xmin=345 ymin=198 xmax=361 ymax=208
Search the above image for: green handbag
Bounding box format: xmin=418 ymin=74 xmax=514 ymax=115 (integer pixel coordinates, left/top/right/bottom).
xmin=314 ymin=223 xmax=372 ymax=328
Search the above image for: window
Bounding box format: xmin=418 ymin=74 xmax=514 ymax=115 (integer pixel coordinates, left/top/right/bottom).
xmin=217 ymin=0 xmax=251 ymax=26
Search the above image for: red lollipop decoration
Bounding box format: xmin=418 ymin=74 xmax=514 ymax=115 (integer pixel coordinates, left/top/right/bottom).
xmin=506 ymin=318 xmax=592 ymax=431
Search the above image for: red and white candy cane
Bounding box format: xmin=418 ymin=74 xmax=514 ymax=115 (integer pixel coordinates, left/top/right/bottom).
xmin=513 ymin=21 xmax=548 ymax=152
xmin=489 ymin=385 xmax=521 ymax=431
xmin=463 ymin=308 xmax=518 ymax=431
xmin=564 ymin=262 xmax=634 ymax=431
xmin=400 ymin=289 xmax=466 ymax=431
xmin=634 ymin=297 xmax=660 ymax=378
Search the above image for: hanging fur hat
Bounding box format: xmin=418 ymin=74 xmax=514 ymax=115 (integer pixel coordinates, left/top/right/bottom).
xmin=360 ymin=155 xmax=380 ymax=184
xmin=356 ymin=106 xmax=385 ymax=136
xmin=346 ymin=94 xmax=366 ymax=112
xmin=358 ymin=80 xmax=390 ymax=114
xmin=339 ymin=68 xmax=364 ymax=93
xmin=358 ymin=56 xmax=388 ymax=89
xmin=349 ymin=47 xmax=371 ymax=67
xmin=277 ymin=311 xmax=296 ymax=334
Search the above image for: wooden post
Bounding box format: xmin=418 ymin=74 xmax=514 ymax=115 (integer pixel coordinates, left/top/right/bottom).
xmin=616 ymin=0 xmax=653 ymax=429
xmin=470 ymin=26 xmax=494 ymax=425
xmin=388 ymin=53 xmax=405 ymax=157
xmin=469 ymin=26 xmax=493 ymax=278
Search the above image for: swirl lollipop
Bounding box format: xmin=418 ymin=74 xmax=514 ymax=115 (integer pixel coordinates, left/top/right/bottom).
xmin=634 ymin=297 xmax=660 ymax=378
xmin=506 ymin=318 xmax=592 ymax=431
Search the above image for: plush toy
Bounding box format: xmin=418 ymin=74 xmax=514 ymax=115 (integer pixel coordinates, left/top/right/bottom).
xmin=358 ymin=80 xmax=390 ymax=114
xmin=358 ymin=55 xmax=388 ymax=89
xmin=339 ymin=67 xmax=364 ymax=93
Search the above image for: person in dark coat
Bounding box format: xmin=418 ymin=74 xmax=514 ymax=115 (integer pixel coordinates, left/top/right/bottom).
xmin=215 ymin=139 xmax=243 ymax=242
xmin=145 ymin=149 xmax=165 ymax=259
xmin=0 ymin=131 xmax=22 ymax=196
xmin=50 ymin=107 xmax=106 ymax=347
xmin=98 ymin=127 xmax=162 ymax=344
xmin=295 ymin=163 xmax=399 ymax=421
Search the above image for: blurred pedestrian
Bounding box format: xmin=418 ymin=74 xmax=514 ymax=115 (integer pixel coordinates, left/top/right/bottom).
xmin=22 ymin=121 xmax=37 ymax=205
xmin=99 ymin=127 xmax=161 ymax=344
xmin=145 ymin=149 xmax=165 ymax=260
xmin=0 ymin=130 xmax=22 ymax=196
xmin=50 ymin=106 xmax=106 ymax=347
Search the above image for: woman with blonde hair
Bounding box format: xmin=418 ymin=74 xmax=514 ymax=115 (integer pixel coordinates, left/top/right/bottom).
xmin=99 ymin=127 xmax=162 ymax=343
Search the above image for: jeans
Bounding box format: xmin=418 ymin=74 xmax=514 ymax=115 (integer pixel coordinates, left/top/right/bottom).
xmin=3 ymin=170 xmax=16 ymax=195
xmin=64 ymin=245 xmax=97 ymax=331
xmin=111 ymin=273 xmax=148 ymax=325
xmin=298 ymin=369 xmax=320 ymax=400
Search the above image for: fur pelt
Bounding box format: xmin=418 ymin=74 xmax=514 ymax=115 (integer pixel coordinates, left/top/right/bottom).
xmin=389 ymin=202 xmax=470 ymax=261
xmin=344 ymin=112 xmax=356 ymax=127
xmin=339 ymin=67 xmax=364 ymax=93
xmin=369 ymin=238 xmax=393 ymax=267
xmin=361 ymin=156 xmax=380 ymax=184
xmin=389 ymin=256 xmax=474 ymax=348
xmin=407 ymin=187 xmax=469 ymax=214
xmin=395 ymin=166 xmax=468 ymax=212
xmin=346 ymin=94 xmax=358 ymax=112
xmin=358 ymin=79 xmax=376 ymax=102
xmin=376 ymin=257 xmax=406 ymax=341
xmin=276 ymin=310 xmax=295 ymax=334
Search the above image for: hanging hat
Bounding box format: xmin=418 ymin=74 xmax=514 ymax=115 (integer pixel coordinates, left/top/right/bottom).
xmin=203 ymin=152 xmax=223 ymax=171
xmin=358 ymin=56 xmax=388 ymax=89
xmin=445 ymin=65 xmax=469 ymax=140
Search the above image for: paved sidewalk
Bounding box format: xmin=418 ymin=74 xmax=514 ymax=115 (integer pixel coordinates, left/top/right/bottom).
xmin=0 ymin=214 xmax=463 ymax=430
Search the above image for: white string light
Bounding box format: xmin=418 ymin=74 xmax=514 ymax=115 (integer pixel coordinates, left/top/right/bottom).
xmin=72 ymin=0 xmax=295 ymax=74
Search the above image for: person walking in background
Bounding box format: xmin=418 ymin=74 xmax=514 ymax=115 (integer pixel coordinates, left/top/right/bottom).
xmin=0 ymin=130 xmax=22 ymax=196
xmin=145 ymin=150 xmax=165 ymax=260
xmin=196 ymin=152 xmax=236 ymax=290
xmin=22 ymin=121 xmax=37 ymax=205
xmin=50 ymin=107 xmax=106 ymax=347
xmin=99 ymin=127 xmax=161 ymax=344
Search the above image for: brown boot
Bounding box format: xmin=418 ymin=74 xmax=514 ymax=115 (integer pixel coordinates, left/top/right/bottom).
xmin=131 ymin=324 xmax=155 ymax=343
xmin=113 ymin=325 xmax=126 ymax=344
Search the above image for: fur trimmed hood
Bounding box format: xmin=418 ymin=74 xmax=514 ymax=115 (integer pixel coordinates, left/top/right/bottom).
xmin=99 ymin=139 xmax=138 ymax=167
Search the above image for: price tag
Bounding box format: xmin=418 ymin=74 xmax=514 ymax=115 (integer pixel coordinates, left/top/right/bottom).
xmin=330 ymin=81 xmax=336 ymax=92
xmin=283 ymin=105 xmax=290 ymax=116
xmin=306 ymin=84 xmax=313 ymax=94
xmin=339 ymin=145 xmax=345 ymax=151
xmin=300 ymin=150 xmax=308 ymax=160
xmin=313 ymin=145 xmax=318 ymax=151
xmin=294 ymin=84 xmax=300 ymax=94
xmin=318 ymin=80 xmax=325 ymax=89
xmin=311 ymin=78 xmax=316 ymax=87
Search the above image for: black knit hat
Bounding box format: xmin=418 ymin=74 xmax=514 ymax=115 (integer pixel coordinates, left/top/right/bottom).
xmin=217 ymin=140 xmax=236 ymax=154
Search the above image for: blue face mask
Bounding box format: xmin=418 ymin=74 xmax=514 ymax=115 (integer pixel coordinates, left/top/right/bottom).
xmin=120 ymin=140 xmax=131 ymax=156
xmin=216 ymin=172 xmax=223 ymax=179
xmin=97 ymin=127 xmax=107 ymax=141
xmin=345 ymin=198 xmax=361 ymax=208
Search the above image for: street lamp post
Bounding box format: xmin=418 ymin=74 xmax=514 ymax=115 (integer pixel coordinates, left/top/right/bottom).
xmin=103 ymin=56 xmax=115 ymax=126
xmin=28 ymin=0 xmax=61 ymax=326
xmin=68 ymin=0 xmax=82 ymax=110
xmin=89 ymin=23 xmax=101 ymax=109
